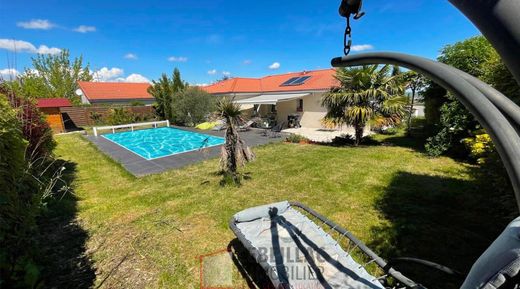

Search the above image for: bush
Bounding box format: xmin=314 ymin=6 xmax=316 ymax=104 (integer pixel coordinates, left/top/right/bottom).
xmin=106 ymin=107 xmax=136 ymax=125
xmin=285 ymin=134 xmax=310 ymax=143
xmin=425 ymin=99 xmax=473 ymax=157
xmin=89 ymin=111 xmax=103 ymax=125
xmin=130 ymin=101 xmax=144 ymax=106
xmin=462 ymin=133 xmax=514 ymax=214
xmin=0 ymin=94 xmax=42 ymax=288
xmin=1 ymin=88 xmax=68 ymax=288
xmin=0 ymin=85 xmax=55 ymax=162
xmin=170 ymin=87 xmax=215 ymax=126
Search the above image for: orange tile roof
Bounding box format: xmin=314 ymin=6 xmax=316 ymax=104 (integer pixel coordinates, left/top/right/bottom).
xmin=36 ymin=98 xmax=72 ymax=108
xmin=202 ymin=68 xmax=338 ymax=94
xmin=78 ymin=81 xmax=153 ymax=101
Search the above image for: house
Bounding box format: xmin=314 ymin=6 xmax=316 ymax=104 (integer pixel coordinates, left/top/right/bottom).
xmin=76 ymin=82 xmax=154 ymax=106
xmin=36 ymin=98 xmax=72 ymax=133
xmin=202 ymin=69 xmax=338 ymax=129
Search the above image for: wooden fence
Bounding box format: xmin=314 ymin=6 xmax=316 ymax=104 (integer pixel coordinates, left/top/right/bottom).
xmin=60 ymin=106 xmax=155 ymax=127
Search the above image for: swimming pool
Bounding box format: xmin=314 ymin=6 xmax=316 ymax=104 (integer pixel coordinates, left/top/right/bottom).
xmin=102 ymin=127 xmax=225 ymax=160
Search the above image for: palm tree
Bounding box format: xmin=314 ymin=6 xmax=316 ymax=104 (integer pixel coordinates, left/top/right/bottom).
xmin=321 ymin=65 xmax=408 ymax=145
xmin=216 ymin=97 xmax=255 ymax=184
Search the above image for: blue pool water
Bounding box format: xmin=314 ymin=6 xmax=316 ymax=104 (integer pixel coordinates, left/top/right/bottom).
xmin=103 ymin=127 xmax=225 ymax=160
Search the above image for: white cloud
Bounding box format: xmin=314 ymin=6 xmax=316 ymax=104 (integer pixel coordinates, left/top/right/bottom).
xmin=92 ymin=67 xmax=150 ymax=83
xmin=168 ymin=56 xmax=188 ymax=62
xmin=36 ymin=45 xmax=62 ymax=55
xmin=350 ymin=44 xmax=374 ymax=52
xmin=124 ymin=53 xmax=138 ymax=60
xmin=222 ymin=71 xmax=231 ymax=77
xmin=0 ymin=39 xmax=61 ymax=55
xmin=243 ymin=60 xmax=252 ymax=65
xmin=123 ymin=73 xmax=150 ymax=83
xmin=0 ymin=68 xmax=19 ymax=80
xmin=92 ymin=67 xmax=124 ymax=82
xmin=17 ymin=19 xmax=55 ymax=30
xmin=74 ymin=25 xmax=96 ymax=33
xmin=268 ymin=62 xmax=281 ymax=70
xmin=207 ymin=69 xmax=217 ymax=75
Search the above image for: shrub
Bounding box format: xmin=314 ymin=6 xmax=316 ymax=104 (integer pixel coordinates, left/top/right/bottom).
xmin=285 ymin=134 xmax=310 ymax=143
xmin=425 ymin=99 xmax=473 ymax=157
xmin=423 ymin=36 xmax=519 ymax=158
xmin=379 ymin=126 xmax=403 ymax=135
xmin=89 ymin=111 xmax=103 ymax=125
xmin=0 ymin=94 xmax=42 ymax=288
xmin=170 ymin=87 xmax=215 ymax=126
xmin=106 ymin=107 xmax=136 ymax=125
xmin=462 ymin=133 xmax=494 ymax=164
xmin=1 ymin=86 xmax=69 ymax=288
xmin=0 ymin=85 xmax=55 ymax=162
xmin=462 ymin=133 xmax=514 ymax=214
xmin=130 ymin=100 xmax=145 ymax=106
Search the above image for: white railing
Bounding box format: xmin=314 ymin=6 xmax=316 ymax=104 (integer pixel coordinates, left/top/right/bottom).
xmin=93 ymin=120 xmax=170 ymax=137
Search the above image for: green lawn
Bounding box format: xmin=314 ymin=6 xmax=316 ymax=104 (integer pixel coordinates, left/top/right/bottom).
xmin=48 ymin=133 xmax=511 ymax=288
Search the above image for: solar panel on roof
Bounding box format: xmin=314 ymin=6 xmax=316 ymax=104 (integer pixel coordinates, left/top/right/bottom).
xmin=280 ymin=77 xmax=300 ymax=86
xmin=290 ymin=76 xmax=311 ymax=85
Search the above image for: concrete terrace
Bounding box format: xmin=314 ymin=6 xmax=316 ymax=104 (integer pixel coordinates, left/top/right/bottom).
xmin=85 ymin=126 xmax=286 ymax=177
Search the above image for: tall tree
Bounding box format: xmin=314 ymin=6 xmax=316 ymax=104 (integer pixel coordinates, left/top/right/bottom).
xmin=403 ymin=71 xmax=427 ymax=134
xmin=20 ymin=49 xmax=92 ymax=103
xmin=148 ymin=68 xmax=187 ymax=121
xmin=321 ymin=65 xmax=407 ymax=145
xmin=216 ymin=97 xmax=255 ymax=184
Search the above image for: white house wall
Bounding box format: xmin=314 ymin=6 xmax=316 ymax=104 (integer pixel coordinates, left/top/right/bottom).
xmin=300 ymin=92 xmax=327 ymax=128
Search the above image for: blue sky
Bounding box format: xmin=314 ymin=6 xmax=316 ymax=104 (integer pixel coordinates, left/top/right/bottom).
xmin=0 ymin=0 xmax=479 ymax=84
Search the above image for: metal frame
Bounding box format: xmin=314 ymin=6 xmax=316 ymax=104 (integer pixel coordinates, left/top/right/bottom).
xmin=229 ymin=201 xmax=425 ymax=289
xmin=331 ymin=52 xmax=520 ymax=212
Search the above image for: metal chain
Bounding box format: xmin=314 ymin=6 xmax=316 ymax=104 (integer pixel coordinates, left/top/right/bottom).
xmin=343 ymin=16 xmax=352 ymax=56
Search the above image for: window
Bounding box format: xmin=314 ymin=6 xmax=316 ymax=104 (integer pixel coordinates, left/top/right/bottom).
xmin=270 ymin=104 xmax=277 ymax=113
xmin=297 ymin=99 xmax=304 ymax=112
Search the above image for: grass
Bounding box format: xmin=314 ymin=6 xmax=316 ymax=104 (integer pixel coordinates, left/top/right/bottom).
xmin=49 ymin=133 xmax=512 ymax=288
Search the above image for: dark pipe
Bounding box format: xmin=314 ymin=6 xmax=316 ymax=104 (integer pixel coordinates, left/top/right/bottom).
xmin=448 ymin=0 xmax=520 ymax=85
xmin=332 ymin=52 xmax=520 ymax=211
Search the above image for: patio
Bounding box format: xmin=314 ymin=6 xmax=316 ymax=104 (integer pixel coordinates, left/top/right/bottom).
xmin=85 ymin=126 xmax=286 ymax=176
xmin=283 ymin=127 xmax=372 ymax=143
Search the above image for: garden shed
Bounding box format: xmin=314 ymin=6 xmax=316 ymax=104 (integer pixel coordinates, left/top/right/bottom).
xmin=36 ymin=98 xmax=72 ymax=133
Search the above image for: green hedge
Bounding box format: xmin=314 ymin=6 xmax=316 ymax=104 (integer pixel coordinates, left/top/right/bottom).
xmin=0 ymin=94 xmax=42 ymax=288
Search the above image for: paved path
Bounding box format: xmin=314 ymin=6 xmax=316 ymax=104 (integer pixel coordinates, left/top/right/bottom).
xmin=85 ymin=126 xmax=286 ymax=177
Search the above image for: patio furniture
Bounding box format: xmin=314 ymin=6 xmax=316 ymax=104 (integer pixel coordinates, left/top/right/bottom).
xmin=287 ymin=114 xmax=302 ymax=129
xmin=230 ymin=201 xmax=463 ymax=289
xmin=238 ymin=119 xmax=258 ymax=132
xmin=269 ymin=122 xmax=285 ymax=138
xmin=258 ymin=120 xmax=273 ymax=136
xmin=195 ymin=122 xmax=218 ymax=130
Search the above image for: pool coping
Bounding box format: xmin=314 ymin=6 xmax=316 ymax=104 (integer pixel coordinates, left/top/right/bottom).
xmin=84 ymin=125 xmax=287 ymax=177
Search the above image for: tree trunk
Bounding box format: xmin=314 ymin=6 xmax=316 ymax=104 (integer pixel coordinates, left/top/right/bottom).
xmin=225 ymin=118 xmax=238 ymax=175
xmin=406 ymin=88 xmax=416 ymax=135
xmin=354 ymin=122 xmax=364 ymax=146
